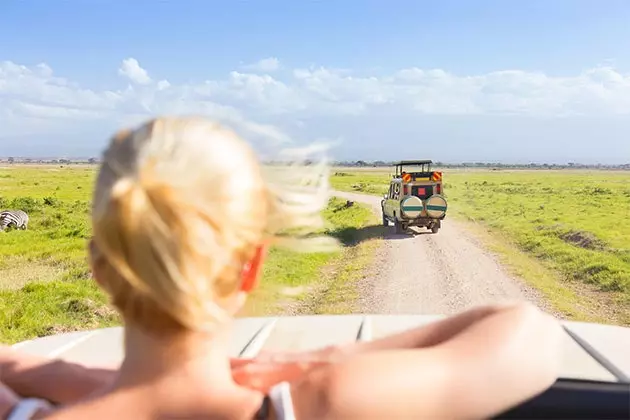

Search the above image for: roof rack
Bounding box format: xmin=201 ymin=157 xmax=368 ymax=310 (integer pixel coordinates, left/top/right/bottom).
xmin=393 ymin=160 xmax=434 ymax=178
xmin=394 ymin=160 xmax=433 ymax=166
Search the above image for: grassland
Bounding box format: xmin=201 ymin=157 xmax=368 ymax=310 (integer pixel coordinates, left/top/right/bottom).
xmin=0 ymin=165 xmax=376 ymax=344
xmin=331 ymin=167 xmax=630 ymax=325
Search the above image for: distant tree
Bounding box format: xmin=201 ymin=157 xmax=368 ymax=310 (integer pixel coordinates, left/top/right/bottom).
xmin=8 ymin=157 xmax=14 ymax=164
xmin=88 ymin=157 xmax=98 ymax=164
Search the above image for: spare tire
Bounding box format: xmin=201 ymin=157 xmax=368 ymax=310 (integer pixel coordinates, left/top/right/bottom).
xmin=400 ymin=195 xmax=424 ymax=219
xmin=425 ymin=194 xmax=448 ymax=219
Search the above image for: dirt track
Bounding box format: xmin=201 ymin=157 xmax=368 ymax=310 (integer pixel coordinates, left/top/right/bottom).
xmin=334 ymin=191 xmax=547 ymax=315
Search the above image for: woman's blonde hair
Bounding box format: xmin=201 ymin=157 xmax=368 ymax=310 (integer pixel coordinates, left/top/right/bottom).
xmin=91 ymin=116 xmax=337 ymax=333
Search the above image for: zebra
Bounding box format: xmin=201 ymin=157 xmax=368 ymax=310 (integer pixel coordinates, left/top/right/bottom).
xmin=0 ymin=210 xmax=29 ymax=231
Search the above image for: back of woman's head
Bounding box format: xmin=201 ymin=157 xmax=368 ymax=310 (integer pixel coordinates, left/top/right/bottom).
xmin=91 ymin=116 xmax=335 ymax=333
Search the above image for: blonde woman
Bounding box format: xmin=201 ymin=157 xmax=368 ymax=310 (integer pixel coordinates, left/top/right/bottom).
xmin=2 ymin=116 xmax=563 ymax=419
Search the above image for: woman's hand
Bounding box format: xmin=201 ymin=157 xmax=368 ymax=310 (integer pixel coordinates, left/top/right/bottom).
xmin=231 ymin=346 xmax=347 ymax=392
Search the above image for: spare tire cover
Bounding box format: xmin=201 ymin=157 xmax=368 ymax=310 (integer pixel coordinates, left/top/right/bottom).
xmin=425 ymin=194 xmax=448 ymax=218
xmin=400 ymin=195 xmax=424 ymax=218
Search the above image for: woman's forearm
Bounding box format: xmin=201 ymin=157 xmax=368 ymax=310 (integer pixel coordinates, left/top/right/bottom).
xmin=232 ymin=304 xmax=529 ymax=393
xmin=347 ymin=303 xmax=507 ymax=353
xmin=0 ymin=346 xmax=115 ymax=404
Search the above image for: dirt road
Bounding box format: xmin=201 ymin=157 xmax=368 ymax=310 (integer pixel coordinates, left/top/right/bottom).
xmin=334 ymin=190 xmax=547 ymax=315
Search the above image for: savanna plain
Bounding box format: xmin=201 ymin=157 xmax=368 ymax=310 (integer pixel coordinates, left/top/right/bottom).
xmin=1 ymin=165 xmax=629 ymax=344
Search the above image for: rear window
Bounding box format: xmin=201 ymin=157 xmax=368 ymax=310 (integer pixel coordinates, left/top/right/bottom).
xmin=412 ymin=185 xmax=433 ymax=199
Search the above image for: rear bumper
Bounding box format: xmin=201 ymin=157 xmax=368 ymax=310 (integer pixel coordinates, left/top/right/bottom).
xmin=400 ymin=218 xmax=444 ymax=227
xmin=401 ymin=214 xmax=446 ymax=222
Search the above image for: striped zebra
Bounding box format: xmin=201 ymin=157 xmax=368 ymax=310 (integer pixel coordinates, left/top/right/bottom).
xmin=0 ymin=210 xmax=29 ymax=231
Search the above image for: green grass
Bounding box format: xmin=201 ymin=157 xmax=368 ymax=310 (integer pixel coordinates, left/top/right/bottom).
xmin=331 ymin=168 xmax=630 ymax=325
xmin=0 ymin=166 xmax=375 ymax=344
xmin=331 ymin=169 xmax=391 ymax=196
xmin=244 ymin=197 xmax=376 ymax=316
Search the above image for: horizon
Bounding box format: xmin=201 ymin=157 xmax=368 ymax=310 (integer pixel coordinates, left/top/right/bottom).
xmin=1 ymin=156 xmax=629 ymax=167
xmin=2 ymin=0 xmax=630 ymax=162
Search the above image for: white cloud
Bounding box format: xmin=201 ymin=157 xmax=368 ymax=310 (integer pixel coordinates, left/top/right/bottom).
xmin=2 ymin=57 xmax=630 ymax=160
xmin=241 ymin=57 xmax=281 ymax=72
xmin=118 ymin=57 xmax=152 ymax=85
xmin=156 ymin=80 xmax=171 ymax=90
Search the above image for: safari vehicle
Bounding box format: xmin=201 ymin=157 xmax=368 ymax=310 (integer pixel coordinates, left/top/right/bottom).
xmin=13 ymin=315 xmax=630 ymax=419
xmin=381 ymin=160 xmax=447 ymax=234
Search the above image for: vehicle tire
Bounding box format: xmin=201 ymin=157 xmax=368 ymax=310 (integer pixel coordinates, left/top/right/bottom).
xmin=382 ymin=213 xmax=388 ymax=227
xmin=395 ymin=220 xmax=405 ymax=234
xmin=431 ymin=225 xmax=439 ymax=234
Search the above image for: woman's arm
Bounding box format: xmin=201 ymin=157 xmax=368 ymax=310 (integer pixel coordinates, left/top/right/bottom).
xmin=292 ymin=303 xmax=563 ymax=420
xmin=0 ymin=346 xmax=116 ymax=404
xmin=343 ymin=303 xmax=510 ymax=353
xmin=247 ymin=303 xmax=517 ymax=366
xmin=231 ymin=304 xmax=522 ymax=391
xmin=238 ymin=312 xmax=495 ymax=390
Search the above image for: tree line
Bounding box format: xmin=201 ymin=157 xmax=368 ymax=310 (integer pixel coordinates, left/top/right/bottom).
xmin=333 ymin=160 xmax=630 ymax=170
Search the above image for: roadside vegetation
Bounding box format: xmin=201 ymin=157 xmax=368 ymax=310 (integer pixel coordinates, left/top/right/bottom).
xmin=331 ymin=168 xmax=630 ymax=325
xmin=0 ymin=166 xmax=376 ymax=344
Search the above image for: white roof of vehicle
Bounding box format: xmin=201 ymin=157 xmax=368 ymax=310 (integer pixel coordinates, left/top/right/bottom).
xmin=12 ymin=315 xmax=630 ymax=383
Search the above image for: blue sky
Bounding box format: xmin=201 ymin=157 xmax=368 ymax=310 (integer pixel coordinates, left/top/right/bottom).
xmin=2 ymin=0 xmax=630 ymax=162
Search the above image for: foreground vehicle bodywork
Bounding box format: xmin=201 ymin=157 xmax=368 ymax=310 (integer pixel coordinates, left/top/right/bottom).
xmin=13 ymin=314 xmax=630 ymax=419
xmin=381 ymin=160 xmax=447 ymax=234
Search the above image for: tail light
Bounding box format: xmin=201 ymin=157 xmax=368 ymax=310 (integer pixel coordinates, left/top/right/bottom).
xmin=403 ymin=185 xmax=409 ymax=195
xmin=436 ymin=184 xmax=441 ymax=194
